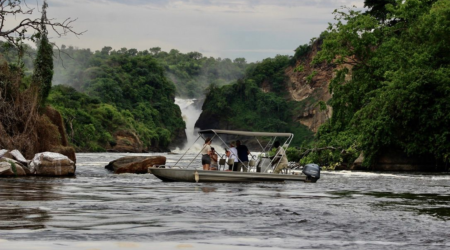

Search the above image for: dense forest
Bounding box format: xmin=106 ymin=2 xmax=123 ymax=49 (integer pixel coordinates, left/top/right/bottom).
xmin=4 ymin=45 xmax=249 ymax=98
xmin=0 ymin=43 xmax=249 ymax=152
xmin=302 ymin=0 xmax=450 ymax=168
xmin=199 ymin=54 xmax=314 ymax=147
xmin=199 ymin=0 xmax=450 ymax=169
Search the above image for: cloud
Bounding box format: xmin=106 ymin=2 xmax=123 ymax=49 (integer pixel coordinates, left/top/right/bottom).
xmin=40 ymin=0 xmax=366 ymax=62
xmin=87 ymin=0 xmax=360 ymax=9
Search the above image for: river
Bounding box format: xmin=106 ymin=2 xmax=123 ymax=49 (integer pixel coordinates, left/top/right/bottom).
xmin=0 ymin=152 xmax=449 ymax=250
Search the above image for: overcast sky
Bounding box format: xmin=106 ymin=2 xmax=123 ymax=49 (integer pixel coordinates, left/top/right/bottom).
xmin=12 ymin=0 xmax=365 ymax=62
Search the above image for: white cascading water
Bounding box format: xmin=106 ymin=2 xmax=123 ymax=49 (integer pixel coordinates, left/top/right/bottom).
xmin=174 ymin=98 xmax=203 ymax=153
xmin=174 ymin=98 xmax=227 ymax=157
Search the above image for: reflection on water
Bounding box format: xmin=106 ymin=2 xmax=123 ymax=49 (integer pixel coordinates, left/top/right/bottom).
xmin=0 ymin=179 xmax=60 ymax=230
xmin=0 ymin=153 xmax=448 ymax=250
xmin=199 ymin=187 xmax=217 ymax=193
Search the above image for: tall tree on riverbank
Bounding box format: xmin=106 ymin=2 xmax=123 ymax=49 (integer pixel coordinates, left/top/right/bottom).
xmin=31 ymin=1 xmax=53 ymax=108
xmin=0 ymin=1 xmax=82 ymax=158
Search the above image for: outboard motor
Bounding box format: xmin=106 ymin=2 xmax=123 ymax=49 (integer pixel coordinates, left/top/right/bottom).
xmin=302 ymin=163 xmax=320 ymax=183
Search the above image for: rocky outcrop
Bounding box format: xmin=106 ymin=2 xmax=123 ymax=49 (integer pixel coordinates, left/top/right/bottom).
xmin=8 ymin=149 xmax=28 ymax=165
xmin=195 ymin=110 xmax=230 ymax=131
xmin=111 ymin=130 xmax=143 ymax=153
xmin=285 ymin=41 xmax=334 ymax=132
xmin=167 ymin=128 xmax=187 ymax=152
xmin=44 ymin=107 xmax=69 ymax=147
xmin=0 ymin=149 xmax=76 ymax=177
xmin=352 ymin=153 xmax=364 ymax=169
xmin=105 ymin=156 xmax=166 ymax=174
xmin=31 ymin=152 xmax=76 ymax=176
xmin=373 ymin=151 xmax=444 ymax=171
xmin=0 ymin=158 xmax=27 ymax=176
xmin=50 ymin=146 xmax=76 ymax=163
xmin=351 ymin=151 xmax=446 ymax=171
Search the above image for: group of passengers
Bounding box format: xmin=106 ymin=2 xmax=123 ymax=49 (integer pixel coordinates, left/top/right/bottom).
xmin=201 ymin=137 xmax=288 ymax=174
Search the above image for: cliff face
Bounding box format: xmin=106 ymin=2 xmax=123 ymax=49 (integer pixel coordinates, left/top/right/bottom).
xmin=195 ymin=40 xmax=346 ymax=135
xmin=285 ymin=41 xmax=334 ymax=133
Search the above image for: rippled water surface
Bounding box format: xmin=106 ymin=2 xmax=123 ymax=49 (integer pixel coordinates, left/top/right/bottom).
xmin=0 ymin=153 xmax=449 ymax=249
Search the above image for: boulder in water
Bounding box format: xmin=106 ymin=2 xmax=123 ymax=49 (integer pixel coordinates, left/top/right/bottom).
xmin=9 ymin=149 xmax=29 ymax=165
xmin=110 ymin=130 xmax=143 ymax=153
xmin=105 ymin=156 xmax=166 ymax=174
xmin=350 ymin=153 xmax=365 ymax=170
xmin=0 ymin=149 xmax=9 ymax=158
xmin=0 ymin=158 xmax=27 ymax=176
xmin=32 ymin=152 xmax=76 ymax=176
xmin=50 ymin=146 xmax=77 ymax=163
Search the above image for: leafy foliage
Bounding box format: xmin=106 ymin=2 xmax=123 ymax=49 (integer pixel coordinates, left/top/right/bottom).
xmin=312 ymin=0 xmax=450 ymax=166
xmin=245 ymin=55 xmax=291 ymax=93
xmin=48 ymin=50 xmax=186 ymax=151
xmin=202 ymin=55 xmax=313 ymax=147
xmin=3 ymin=42 xmax=248 ymax=151
xmin=31 ymin=2 xmax=53 ymax=108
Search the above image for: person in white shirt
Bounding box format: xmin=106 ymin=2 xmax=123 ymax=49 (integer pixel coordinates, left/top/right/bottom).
xmin=228 ymin=141 xmax=238 ymax=171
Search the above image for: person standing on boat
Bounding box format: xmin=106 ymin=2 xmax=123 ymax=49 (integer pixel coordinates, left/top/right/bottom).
xmin=236 ymin=140 xmax=250 ymax=172
xmin=209 ymin=147 xmax=219 ymax=170
xmin=228 ymin=141 xmax=238 ymax=171
xmin=201 ymin=137 xmax=212 ymax=170
xmin=271 ymin=141 xmax=288 ymax=174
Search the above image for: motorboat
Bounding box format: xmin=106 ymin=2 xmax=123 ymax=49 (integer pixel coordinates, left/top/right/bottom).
xmin=148 ymin=129 xmax=320 ymax=183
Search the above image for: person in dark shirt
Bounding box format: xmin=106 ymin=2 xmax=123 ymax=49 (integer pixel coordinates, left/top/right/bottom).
xmin=235 ymin=140 xmax=250 ymax=172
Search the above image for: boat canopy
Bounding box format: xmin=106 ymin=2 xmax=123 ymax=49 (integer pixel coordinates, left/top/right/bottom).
xmin=172 ymin=129 xmax=294 ymax=169
xmin=198 ymin=129 xmax=293 ymax=138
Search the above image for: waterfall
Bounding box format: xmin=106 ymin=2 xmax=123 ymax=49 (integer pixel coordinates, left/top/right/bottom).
xmin=174 ymin=98 xmax=226 ymax=156
xmin=174 ymin=98 xmax=203 ymax=152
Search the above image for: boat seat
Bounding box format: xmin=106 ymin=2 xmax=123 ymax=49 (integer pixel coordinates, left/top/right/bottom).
xmin=248 ymin=159 xmax=257 ymax=172
xmin=219 ymin=158 xmax=226 ymax=171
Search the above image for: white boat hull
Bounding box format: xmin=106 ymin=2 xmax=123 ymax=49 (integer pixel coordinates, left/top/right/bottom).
xmin=148 ymin=167 xmax=311 ymax=183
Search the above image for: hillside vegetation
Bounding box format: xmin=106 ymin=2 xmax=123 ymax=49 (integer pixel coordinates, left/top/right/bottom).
xmin=304 ymin=0 xmax=450 ymax=167
xmin=198 ymin=0 xmax=450 ymax=170
xmin=1 ymin=44 xmax=249 ymax=151
xmin=198 ymin=55 xmax=314 ymax=146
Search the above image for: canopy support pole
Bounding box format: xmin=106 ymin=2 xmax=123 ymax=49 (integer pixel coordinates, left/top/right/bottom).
xmin=173 ymin=135 xmax=202 ymax=168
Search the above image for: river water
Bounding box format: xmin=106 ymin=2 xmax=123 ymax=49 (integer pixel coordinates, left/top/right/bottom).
xmin=0 ymin=152 xmax=449 ymax=250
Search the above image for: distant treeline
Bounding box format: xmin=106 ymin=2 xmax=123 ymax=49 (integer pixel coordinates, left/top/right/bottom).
xmin=0 ymin=44 xmax=249 ymax=151
xmin=2 ymin=44 xmax=250 ymax=98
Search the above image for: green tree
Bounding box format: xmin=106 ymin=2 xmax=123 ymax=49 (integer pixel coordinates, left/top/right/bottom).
xmin=313 ymin=0 xmax=449 ymax=166
xmin=364 ymin=0 xmax=397 ymax=22
xmin=31 ymin=1 xmax=53 ymax=107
